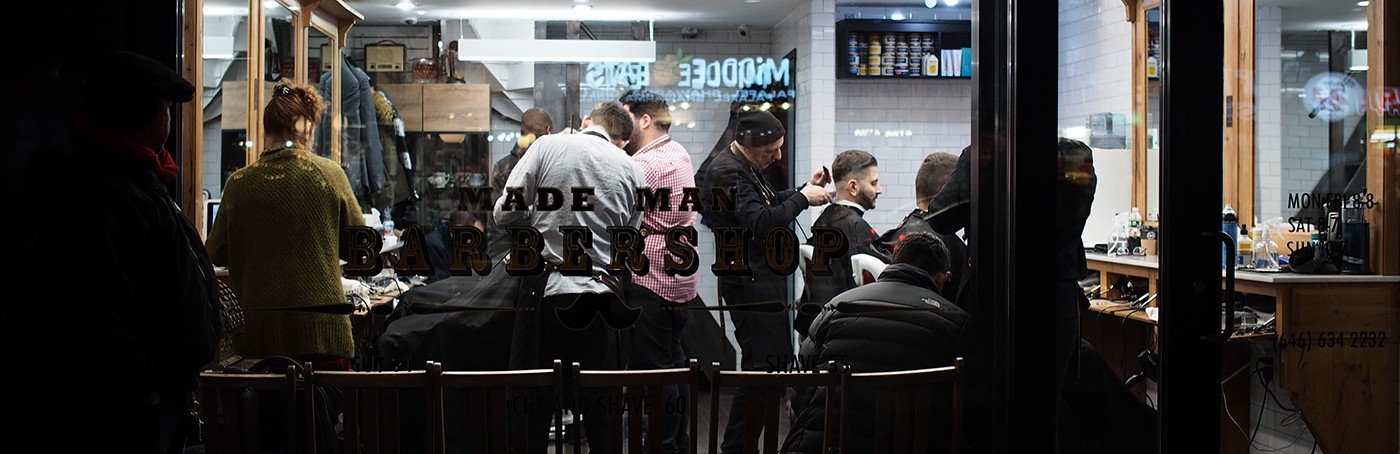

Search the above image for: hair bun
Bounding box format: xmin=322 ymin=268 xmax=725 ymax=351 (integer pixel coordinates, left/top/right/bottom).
xmin=517 ymin=133 xmax=537 ymax=150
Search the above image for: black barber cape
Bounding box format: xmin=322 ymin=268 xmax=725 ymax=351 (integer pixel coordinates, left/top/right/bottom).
xmin=376 ymin=272 xmax=516 ymax=371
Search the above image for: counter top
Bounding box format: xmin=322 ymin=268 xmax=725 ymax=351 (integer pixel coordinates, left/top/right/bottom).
xmin=1085 ymin=253 xmax=1400 ymax=284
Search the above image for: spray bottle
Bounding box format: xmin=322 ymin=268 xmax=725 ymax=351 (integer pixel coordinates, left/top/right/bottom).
xmin=1253 ymin=217 xmax=1284 ymax=271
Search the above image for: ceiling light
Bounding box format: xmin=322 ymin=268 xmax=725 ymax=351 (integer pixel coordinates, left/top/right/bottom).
xmin=396 ymin=0 xmax=415 ymax=11
xmin=760 ymin=102 xmax=773 ymax=111
xmin=1357 ymin=1 xmax=1369 ymax=6
xmin=780 ymin=102 xmax=791 ymax=110
xmin=457 ymin=38 xmax=656 ymax=63
xmin=416 ymin=10 xmax=425 ymax=15
xmin=446 ymin=9 xmax=660 ymax=21
xmin=679 ymin=101 xmax=691 ymax=110
xmin=573 ymin=3 xmax=592 ymax=11
xmin=925 ymin=0 xmax=937 ymax=7
xmin=746 ymin=0 xmax=761 ymax=3
xmin=945 ymin=0 xmax=960 ymax=5
xmin=890 ymin=11 xmax=906 ymax=20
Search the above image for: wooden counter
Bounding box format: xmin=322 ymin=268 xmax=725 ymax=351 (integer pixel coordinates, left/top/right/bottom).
xmin=1085 ymin=253 xmax=1399 ymax=453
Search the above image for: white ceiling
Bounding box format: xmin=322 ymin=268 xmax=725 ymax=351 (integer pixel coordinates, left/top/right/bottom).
xmin=1254 ymin=0 xmax=1366 ymax=32
xmin=215 ymin=0 xmax=1369 ymax=32
xmin=347 ymin=0 xmax=809 ymax=27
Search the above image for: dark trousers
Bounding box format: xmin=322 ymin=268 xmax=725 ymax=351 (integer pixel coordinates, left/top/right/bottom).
xmin=718 ymin=276 xmax=793 ymax=454
xmin=518 ymin=293 xmax=621 ymax=454
xmin=629 ymin=285 xmax=695 ymax=454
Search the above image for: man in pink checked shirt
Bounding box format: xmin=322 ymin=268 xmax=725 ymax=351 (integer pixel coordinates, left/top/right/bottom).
xmin=620 ymin=90 xmax=699 ymax=454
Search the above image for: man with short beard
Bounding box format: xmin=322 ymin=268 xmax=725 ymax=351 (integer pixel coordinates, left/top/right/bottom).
xmin=619 ymin=90 xmax=699 ymax=453
xmin=698 ymin=109 xmax=831 ymax=453
xmin=796 ymin=149 xmax=888 ymax=338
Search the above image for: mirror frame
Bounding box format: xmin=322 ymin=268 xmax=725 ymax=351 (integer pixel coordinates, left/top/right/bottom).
xmin=1132 ymin=0 xmax=1159 ymax=216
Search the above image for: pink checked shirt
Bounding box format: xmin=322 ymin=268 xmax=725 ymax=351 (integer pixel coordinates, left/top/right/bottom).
xmin=631 ymin=134 xmax=698 ymax=303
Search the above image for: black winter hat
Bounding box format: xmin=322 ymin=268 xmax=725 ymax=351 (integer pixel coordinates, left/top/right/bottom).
xmin=735 ymin=110 xmax=786 ymax=147
xmin=88 ymin=51 xmax=195 ymax=103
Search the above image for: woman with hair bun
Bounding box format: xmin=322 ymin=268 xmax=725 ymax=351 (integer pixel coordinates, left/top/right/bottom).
xmin=207 ymin=79 xmax=364 ymax=370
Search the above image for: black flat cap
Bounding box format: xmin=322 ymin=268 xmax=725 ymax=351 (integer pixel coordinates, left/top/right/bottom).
xmin=87 ymin=51 xmax=195 ymax=103
xmin=736 ymin=110 xmax=785 ymax=148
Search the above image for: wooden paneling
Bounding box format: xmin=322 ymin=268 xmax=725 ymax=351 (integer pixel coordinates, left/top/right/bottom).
xmin=1277 ymin=284 xmax=1399 ymax=453
xmin=1221 ymin=0 xmax=1256 ymax=223
xmin=1223 ymin=1 xmax=1240 ymax=217
xmin=247 ymin=0 xmax=265 ymax=166
xmin=1235 ymin=1 xmax=1255 ymax=225
xmin=1368 ymin=0 xmax=1399 ymax=276
xmin=424 ymin=84 xmax=491 ymax=132
xmin=182 ymin=0 xmax=205 ymax=230
xmin=379 ymin=83 xmax=490 ymax=132
xmin=378 ymin=83 xmax=424 ymax=131
xmin=1132 ymin=3 xmax=1149 ymax=215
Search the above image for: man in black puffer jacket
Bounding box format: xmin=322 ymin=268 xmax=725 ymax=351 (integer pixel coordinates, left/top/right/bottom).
xmin=781 ymin=232 xmax=969 ymax=454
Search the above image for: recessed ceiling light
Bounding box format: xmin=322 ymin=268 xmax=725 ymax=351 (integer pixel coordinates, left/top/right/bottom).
xmin=1357 ymin=1 xmax=1369 ymax=6
xmin=746 ymin=0 xmax=761 ymax=3
xmin=573 ymin=3 xmax=592 ymax=11
xmin=945 ymin=0 xmax=960 ymax=5
xmin=925 ymin=0 xmax=937 ymax=7
xmin=396 ymin=0 xmax=415 ymax=11
xmin=890 ymin=11 xmax=906 ymax=20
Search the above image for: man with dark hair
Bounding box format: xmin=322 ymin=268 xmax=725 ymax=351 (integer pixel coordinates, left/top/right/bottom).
xmin=494 ymin=100 xmax=644 ymax=453
xmin=877 ymin=150 xmax=969 ymax=305
xmin=619 ymin=90 xmax=697 ymax=453
xmin=782 ymin=232 xmax=969 ymax=454
xmin=700 ymin=109 xmax=831 ymax=453
xmin=796 ymin=149 xmax=888 ymax=338
xmin=11 ymin=50 xmax=221 ymax=453
xmin=915 ymin=152 xmax=959 ymax=210
xmin=424 ymin=211 xmax=486 ymax=284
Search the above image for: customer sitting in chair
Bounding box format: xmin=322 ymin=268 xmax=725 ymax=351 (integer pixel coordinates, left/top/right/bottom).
xmin=782 ymin=232 xmax=969 ymax=454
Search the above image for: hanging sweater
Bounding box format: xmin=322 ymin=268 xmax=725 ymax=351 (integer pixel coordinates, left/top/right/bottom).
xmin=206 ymin=147 xmax=365 ymax=359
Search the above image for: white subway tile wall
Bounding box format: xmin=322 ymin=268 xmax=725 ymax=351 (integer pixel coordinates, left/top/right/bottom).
xmin=1279 ymin=31 xmax=1332 ymax=223
xmin=1058 ymin=0 xmax=1133 ymax=137
xmin=833 ymin=79 xmax=972 ymax=234
xmin=1255 ymin=6 xmax=1284 ymax=223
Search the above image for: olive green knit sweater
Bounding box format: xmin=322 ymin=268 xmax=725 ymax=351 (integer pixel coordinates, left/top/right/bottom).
xmin=207 ymin=147 xmax=364 ymax=360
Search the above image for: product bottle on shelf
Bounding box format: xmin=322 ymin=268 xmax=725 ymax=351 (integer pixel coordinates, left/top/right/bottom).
xmin=1236 ymin=224 xmax=1253 ymax=268
xmin=1222 ymin=204 xmax=1238 ymax=268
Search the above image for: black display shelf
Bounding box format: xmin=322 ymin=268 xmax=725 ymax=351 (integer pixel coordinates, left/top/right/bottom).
xmin=836 ymin=19 xmax=973 ymax=80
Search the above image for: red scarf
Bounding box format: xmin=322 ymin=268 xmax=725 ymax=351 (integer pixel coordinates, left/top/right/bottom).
xmin=74 ymin=115 xmax=180 ymax=184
